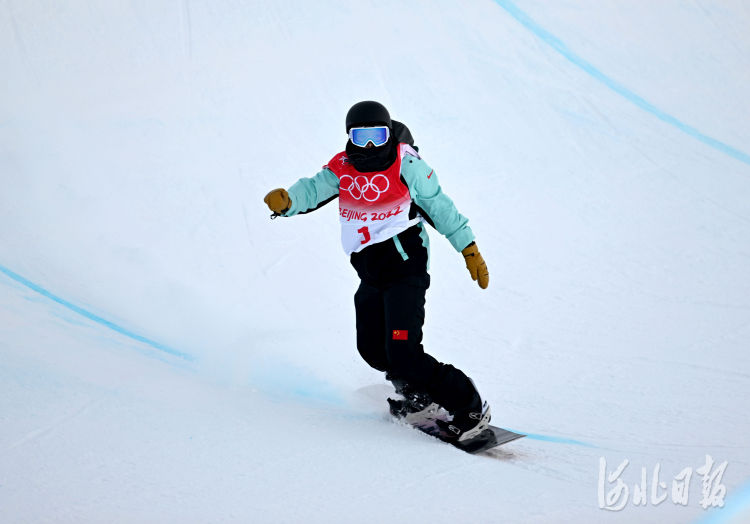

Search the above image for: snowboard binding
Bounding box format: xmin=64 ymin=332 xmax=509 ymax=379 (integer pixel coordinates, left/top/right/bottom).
xmin=387 ymin=375 xmax=440 ymax=421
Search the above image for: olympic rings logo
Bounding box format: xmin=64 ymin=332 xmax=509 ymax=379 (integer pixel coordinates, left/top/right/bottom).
xmin=339 ymin=174 xmax=390 ymax=202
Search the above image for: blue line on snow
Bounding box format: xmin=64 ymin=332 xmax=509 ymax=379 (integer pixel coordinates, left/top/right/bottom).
xmin=695 ymin=476 xmax=750 ymax=524
xmin=493 ymin=0 xmax=750 ymax=167
xmin=507 ymin=428 xmax=597 ymax=448
xmin=0 ymin=264 xmax=193 ymax=361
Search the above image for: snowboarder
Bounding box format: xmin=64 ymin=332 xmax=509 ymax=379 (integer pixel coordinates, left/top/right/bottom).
xmin=264 ymin=101 xmax=491 ymax=441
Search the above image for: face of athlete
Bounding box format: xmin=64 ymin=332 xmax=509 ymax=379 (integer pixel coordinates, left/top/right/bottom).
xmin=345 ymin=123 xmax=396 ymax=172
xmin=349 ymin=123 xmax=389 ymax=150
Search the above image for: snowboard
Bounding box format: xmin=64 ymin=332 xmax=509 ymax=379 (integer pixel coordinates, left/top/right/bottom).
xmin=403 ymin=408 xmax=525 ymax=454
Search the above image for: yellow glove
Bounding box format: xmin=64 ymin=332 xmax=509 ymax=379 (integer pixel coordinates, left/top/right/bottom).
xmin=264 ymin=188 xmax=292 ymax=215
xmin=461 ymin=242 xmax=489 ymax=289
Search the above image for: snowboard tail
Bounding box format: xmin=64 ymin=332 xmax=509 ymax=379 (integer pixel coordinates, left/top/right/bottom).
xmin=407 ymin=414 xmax=525 ymax=454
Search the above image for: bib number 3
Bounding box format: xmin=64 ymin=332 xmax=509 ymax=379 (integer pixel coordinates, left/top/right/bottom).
xmin=357 ymin=226 xmax=371 ymax=245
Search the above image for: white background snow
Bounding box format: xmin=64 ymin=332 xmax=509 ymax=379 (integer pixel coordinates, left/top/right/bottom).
xmin=1 ymin=0 xmax=749 ymax=522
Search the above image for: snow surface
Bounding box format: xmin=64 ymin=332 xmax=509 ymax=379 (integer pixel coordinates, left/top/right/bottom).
xmin=1 ymin=0 xmax=749 ymax=522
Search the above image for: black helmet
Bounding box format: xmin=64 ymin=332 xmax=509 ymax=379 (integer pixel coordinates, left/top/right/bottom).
xmin=345 ymin=101 xmax=392 ymax=132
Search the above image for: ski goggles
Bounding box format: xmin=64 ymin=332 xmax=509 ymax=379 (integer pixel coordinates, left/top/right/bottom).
xmin=348 ymin=126 xmax=390 ymax=147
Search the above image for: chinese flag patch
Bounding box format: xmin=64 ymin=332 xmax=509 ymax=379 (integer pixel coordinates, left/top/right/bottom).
xmin=392 ymin=330 xmax=408 ymax=340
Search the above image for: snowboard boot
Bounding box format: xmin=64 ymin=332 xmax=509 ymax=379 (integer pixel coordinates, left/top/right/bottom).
xmin=387 ymin=375 xmax=439 ymax=421
xmin=436 ymin=400 xmax=492 ymax=442
xmin=387 ymin=392 xmax=439 ymax=420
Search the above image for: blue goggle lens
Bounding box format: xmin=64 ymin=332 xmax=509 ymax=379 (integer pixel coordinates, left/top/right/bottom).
xmin=349 ymin=126 xmax=390 ymax=147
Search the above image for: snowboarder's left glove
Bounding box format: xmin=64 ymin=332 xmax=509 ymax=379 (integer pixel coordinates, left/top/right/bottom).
xmin=462 ymin=242 xmax=489 ymax=289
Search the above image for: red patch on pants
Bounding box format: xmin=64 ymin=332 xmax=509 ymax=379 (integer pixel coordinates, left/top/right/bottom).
xmin=392 ymin=330 xmax=408 ymax=340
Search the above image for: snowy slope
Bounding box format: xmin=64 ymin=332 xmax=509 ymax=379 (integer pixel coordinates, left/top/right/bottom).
xmin=1 ymin=0 xmax=749 ymax=522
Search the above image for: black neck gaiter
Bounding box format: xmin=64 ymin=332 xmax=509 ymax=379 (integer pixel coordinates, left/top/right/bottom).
xmin=346 ymin=138 xmax=398 ymax=173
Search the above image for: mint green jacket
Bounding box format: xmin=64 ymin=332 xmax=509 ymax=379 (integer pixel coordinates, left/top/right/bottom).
xmin=283 ymin=151 xmax=475 ymax=258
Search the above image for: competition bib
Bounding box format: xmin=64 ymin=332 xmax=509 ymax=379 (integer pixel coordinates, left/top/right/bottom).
xmin=325 ymin=144 xmax=421 ymax=254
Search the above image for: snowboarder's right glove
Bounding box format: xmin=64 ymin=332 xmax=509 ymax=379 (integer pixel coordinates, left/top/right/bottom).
xmin=461 ymin=242 xmax=489 ymax=289
xmin=264 ymin=188 xmax=292 ymax=215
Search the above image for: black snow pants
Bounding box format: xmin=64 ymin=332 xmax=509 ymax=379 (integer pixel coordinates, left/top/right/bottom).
xmin=350 ymin=225 xmax=479 ymax=413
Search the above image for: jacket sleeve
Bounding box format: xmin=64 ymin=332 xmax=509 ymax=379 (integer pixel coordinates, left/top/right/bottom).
xmin=284 ymin=167 xmax=340 ymax=216
xmin=401 ymin=155 xmax=475 ymax=252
